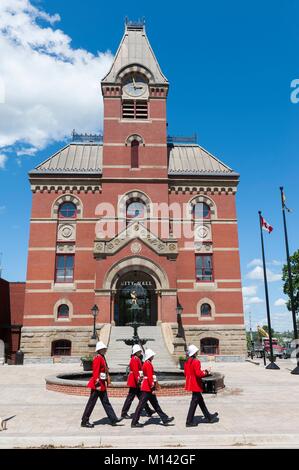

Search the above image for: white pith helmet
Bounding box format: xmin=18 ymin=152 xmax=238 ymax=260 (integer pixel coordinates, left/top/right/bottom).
xmin=144 ymin=349 xmax=156 ymax=361
xmin=187 ymin=344 xmax=199 ymax=357
xmin=95 ymin=341 xmax=107 ymax=352
xmin=132 ymin=344 xmax=143 ymax=355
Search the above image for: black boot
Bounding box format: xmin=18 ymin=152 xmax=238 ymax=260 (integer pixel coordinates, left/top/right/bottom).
xmin=121 ymin=413 xmax=131 ymax=419
xmin=131 ymin=422 xmax=144 ymax=428
xmin=110 ymin=417 xmax=123 ymax=426
xmin=186 ymin=422 xmax=197 ymax=427
xmin=81 ymin=421 xmax=94 ymax=428
xmin=162 ymin=416 xmax=175 ymax=425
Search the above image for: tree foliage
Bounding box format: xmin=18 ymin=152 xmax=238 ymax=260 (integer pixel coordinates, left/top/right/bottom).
xmin=282 ymin=249 xmax=299 ymax=317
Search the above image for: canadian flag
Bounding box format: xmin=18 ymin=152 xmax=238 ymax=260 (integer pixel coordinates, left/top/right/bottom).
xmin=260 ymin=215 xmax=273 ymax=233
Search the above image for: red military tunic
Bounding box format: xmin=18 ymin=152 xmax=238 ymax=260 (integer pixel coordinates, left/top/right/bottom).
xmin=140 ymin=360 xmax=155 ymax=392
xmin=87 ymin=354 xmax=108 ymax=392
xmin=184 ymin=357 xmax=207 ymax=392
xmin=127 ymin=355 xmax=142 ymax=388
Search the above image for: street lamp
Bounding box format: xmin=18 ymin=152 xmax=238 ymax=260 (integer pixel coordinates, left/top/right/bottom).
xmin=176 ymin=304 xmax=183 ymax=338
xmin=91 ymin=304 xmax=99 ymax=340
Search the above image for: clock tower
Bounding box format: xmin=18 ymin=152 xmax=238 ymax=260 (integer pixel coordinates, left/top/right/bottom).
xmin=101 ymin=19 xmax=169 ymax=179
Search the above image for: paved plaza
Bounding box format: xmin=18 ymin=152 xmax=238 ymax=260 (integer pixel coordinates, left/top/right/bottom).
xmin=0 ymin=359 xmax=299 ymax=449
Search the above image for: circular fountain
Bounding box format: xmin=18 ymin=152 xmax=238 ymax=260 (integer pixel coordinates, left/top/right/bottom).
xmin=45 ymin=284 xmax=225 ymax=396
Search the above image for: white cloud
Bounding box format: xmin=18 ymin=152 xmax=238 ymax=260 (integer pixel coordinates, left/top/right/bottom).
xmin=274 ymin=298 xmax=287 ymax=307
xmin=242 ymin=285 xmax=258 ymax=296
xmin=271 ymin=260 xmax=282 ymax=266
xmin=0 ymin=205 xmax=6 ymax=214
xmin=244 ymin=296 xmax=264 ymax=305
xmin=0 ymin=0 xmax=113 ymax=163
xmin=0 ymin=154 xmax=7 ymax=168
xmin=247 ymin=258 xmax=262 ymax=268
xmin=246 ymin=266 xmax=281 ymax=282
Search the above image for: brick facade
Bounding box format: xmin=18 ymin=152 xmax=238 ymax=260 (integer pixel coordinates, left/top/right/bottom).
xmin=21 ymin=22 xmax=246 ymax=360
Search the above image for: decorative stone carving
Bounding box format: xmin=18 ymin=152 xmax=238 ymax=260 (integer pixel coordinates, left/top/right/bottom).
xmin=131 ymin=241 xmax=142 ymax=254
xmin=57 ymin=223 xmax=76 ymax=242
xmin=94 ymin=221 xmax=178 ymax=259
xmin=56 ymin=243 xmax=75 ymax=254
xmin=194 ymin=242 xmax=213 ymax=253
xmin=194 ymin=224 xmax=211 ymax=242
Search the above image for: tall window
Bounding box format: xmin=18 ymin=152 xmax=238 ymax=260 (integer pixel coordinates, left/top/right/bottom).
xmin=57 ymin=304 xmax=70 ymax=319
xmin=131 ymin=140 xmax=139 ymax=168
xmin=58 ymin=202 xmax=76 ymax=218
xmin=196 ymin=255 xmax=213 ymax=281
xmin=200 ymin=303 xmax=212 ymax=317
xmin=193 ymin=202 xmax=210 ymax=220
xmin=55 ymin=255 xmax=74 ymax=283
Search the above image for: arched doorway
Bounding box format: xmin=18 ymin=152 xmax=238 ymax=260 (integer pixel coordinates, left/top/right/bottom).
xmin=114 ymin=271 xmax=157 ymax=326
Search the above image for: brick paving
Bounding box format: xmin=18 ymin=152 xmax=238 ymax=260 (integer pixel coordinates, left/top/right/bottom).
xmin=0 ymin=359 xmax=299 ymax=448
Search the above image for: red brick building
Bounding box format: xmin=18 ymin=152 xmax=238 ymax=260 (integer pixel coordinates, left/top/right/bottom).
xmin=0 ymin=278 xmax=25 ymax=362
xmin=21 ymin=21 xmax=246 ymax=361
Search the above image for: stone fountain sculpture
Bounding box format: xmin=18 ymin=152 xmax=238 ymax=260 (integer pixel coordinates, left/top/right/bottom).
xmin=116 ymin=283 xmax=154 ymax=348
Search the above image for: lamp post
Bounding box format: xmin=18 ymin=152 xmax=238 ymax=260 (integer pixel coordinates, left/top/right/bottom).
xmin=91 ymin=304 xmax=99 ymax=340
xmin=176 ymin=304 xmax=183 ymax=338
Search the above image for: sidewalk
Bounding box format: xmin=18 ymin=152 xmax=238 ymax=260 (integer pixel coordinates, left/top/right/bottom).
xmin=0 ymin=359 xmax=299 ymax=448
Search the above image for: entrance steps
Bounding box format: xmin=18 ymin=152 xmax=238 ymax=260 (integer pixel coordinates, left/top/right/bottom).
xmin=106 ymin=325 xmax=178 ymax=372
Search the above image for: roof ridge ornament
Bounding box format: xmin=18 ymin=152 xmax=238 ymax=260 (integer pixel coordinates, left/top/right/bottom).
xmin=125 ymin=17 xmax=145 ymax=31
xmin=72 ymin=130 xmax=103 ymax=143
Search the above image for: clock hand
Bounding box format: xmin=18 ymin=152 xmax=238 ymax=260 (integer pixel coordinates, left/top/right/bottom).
xmin=132 ymin=76 xmax=137 ymax=88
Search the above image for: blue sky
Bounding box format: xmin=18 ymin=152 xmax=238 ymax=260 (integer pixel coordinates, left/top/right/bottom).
xmin=0 ymin=0 xmax=298 ymax=332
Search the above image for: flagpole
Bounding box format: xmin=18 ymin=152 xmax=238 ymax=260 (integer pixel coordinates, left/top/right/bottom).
xmin=258 ymin=211 xmax=280 ymax=370
xmin=279 ymin=187 xmax=299 ymax=374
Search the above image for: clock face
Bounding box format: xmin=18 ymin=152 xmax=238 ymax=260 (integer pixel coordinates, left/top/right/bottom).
xmin=123 ymin=74 xmax=147 ymax=97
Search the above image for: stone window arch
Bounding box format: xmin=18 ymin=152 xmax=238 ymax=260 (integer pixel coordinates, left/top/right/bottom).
xmin=188 ymin=195 xmax=217 ymax=220
xmin=51 ymin=339 xmax=71 ymax=356
xmin=197 ymin=297 xmax=216 ymax=320
xmin=52 ymin=195 xmax=83 ymax=219
xmin=125 ymin=134 xmax=144 ymax=146
xmin=54 ymin=298 xmax=73 ymax=321
xmin=118 ymin=190 xmax=152 ymax=220
xmin=200 ymin=337 xmax=219 ymax=355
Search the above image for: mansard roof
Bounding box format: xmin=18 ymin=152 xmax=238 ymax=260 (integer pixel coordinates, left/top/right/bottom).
xmin=102 ymin=21 xmax=168 ymax=85
xmin=30 ymin=142 xmax=238 ymax=177
xmin=30 ymin=143 xmax=103 ymax=175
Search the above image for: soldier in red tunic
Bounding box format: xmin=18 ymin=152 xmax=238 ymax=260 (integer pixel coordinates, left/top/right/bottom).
xmin=131 ymin=349 xmax=174 ymax=428
xmin=81 ymin=341 xmax=122 ymax=427
xmin=184 ymin=344 xmax=218 ymax=427
xmin=121 ymin=344 xmax=155 ymax=419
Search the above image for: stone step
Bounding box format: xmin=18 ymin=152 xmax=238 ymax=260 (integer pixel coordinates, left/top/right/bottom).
xmin=106 ymin=325 xmax=177 ymax=372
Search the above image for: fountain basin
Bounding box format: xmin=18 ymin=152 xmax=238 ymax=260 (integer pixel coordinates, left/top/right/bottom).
xmin=45 ymin=371 xmax=225 ymax=397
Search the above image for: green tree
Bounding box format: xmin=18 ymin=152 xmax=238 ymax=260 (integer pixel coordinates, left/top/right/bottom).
xmin=282 ymin=250 xmax=299 ymax=315
xmin=282 ymin=249 xmax=299 ymax=324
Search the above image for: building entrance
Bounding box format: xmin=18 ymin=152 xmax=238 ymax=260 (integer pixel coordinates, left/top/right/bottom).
xmin=114 ymin=271 xmax=157 ymax=326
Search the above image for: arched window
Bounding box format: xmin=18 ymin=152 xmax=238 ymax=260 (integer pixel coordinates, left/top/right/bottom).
xmin=193 ymin=202 xmax=210 ymax=220
xmin=200 ymin=337 xmax=219 ymax=355
xmin=131 ymin=139 xmax=139 ymax=168
xmin=200 ymin=303 xmax=212 ymax=317
xmin=57 ymin=304 xmax=69 ymax=319
xmin=126 ymin=200 xmax=146 ymax=221
xmin=51 ymin=340 xmax=71 ymax=356
xmin=58 ymin=202 xmax=77 ymax=218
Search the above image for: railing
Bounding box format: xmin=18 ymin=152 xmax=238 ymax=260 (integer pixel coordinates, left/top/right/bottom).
xmin=167 ymin=134 xmax=197 ymax=144
xmin=72 ymin=130 xmax=103 ymax=143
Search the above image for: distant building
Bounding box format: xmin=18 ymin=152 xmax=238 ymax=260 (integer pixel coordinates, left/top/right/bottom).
xmin=0 ymin=278 xmax=25 ymax=362
xmin=21 ymin=21 xmax=246 ymax=361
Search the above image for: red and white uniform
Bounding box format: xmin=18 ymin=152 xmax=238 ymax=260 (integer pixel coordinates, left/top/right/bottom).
xmin=87 ymin=354 xmax=108 ymax=392
xmin=184 ymin=357 xmax=207 ymax=393
xmin=127 ymin=355 xmax=143 ymax=388
xmin=140 ymin=360 xmax=155 ymax=392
